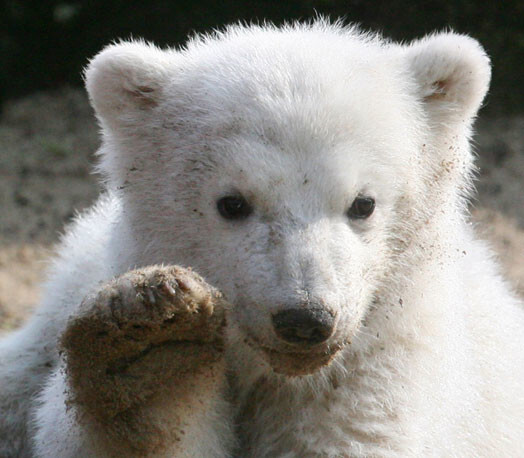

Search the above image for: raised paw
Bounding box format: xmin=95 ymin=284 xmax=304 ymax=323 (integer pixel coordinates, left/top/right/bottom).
xmin=80 ymin=265 xmax=225 ymax=342
xmin=60 ymin=265 xmax=228 ymax=419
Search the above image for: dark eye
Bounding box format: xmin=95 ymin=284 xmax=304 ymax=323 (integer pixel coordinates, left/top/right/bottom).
xmin=347 ymin=196 xmax=375 ymax=219
xmin=217 ymin=195 xmax=253 ymax=220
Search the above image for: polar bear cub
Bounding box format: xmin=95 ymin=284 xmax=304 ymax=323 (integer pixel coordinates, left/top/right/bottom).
xmin=1 ymin=20 xmax=523 ymax=457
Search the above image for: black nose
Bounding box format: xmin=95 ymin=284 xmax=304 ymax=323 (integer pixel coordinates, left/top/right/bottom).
xmin=272 ymin=307 xmax=335 ymax=345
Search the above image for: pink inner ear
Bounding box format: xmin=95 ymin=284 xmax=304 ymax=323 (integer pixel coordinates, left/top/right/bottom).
xmin=123 ymin=84 xmax=158 ymax=107
xmin=425 ymin=80 xmax=448 ymax=101
xmin=135 ymin=85 xmax=155 ymax=94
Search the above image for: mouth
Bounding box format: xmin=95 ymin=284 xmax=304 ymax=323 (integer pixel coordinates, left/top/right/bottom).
xmin=230 ymin=309 xmax=350 ymax=376
xmin=260 ymin=342 xmax=347 ymax=376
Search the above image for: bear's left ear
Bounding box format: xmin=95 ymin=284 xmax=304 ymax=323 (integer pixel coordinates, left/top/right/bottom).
xmin=404 ymin=33 xmax=491 ymax=124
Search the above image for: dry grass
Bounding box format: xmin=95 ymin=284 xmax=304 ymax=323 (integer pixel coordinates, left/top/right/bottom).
xmin=0 ymin=244 xmax=50 ymax=332
xmin=473 ymin=208 xmax=524 ymax=297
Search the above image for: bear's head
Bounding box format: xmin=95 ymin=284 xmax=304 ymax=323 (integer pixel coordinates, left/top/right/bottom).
xmin=85 ymin=22 xmax=490 ymax=376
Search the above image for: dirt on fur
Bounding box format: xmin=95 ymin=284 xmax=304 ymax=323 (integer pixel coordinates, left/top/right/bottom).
xmin=0 ymin=89 xmax=523 ymax=335
xmin=61 ymin=265 xmax=228 ymax=454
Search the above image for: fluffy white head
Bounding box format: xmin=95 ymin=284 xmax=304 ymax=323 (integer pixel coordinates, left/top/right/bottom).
xmin=85 ymin=22 xmax=490 ymax=375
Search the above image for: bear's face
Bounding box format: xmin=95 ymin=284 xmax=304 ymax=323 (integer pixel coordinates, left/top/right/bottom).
xmin=170 ymin=103 xmax=412 ymax=375
xmin=86 ymin=23 xmax=490 ymax=375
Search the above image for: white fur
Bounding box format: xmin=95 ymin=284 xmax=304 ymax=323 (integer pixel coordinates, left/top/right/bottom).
xmin=1 ymin=21 xmax=523 ymax=457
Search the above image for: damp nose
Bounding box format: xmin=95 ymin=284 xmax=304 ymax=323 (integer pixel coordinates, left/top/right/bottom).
xmin=272 ymin=307 xmax=335 ymax=345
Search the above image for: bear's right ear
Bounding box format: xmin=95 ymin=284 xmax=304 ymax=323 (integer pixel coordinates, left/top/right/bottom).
xmin=85 ymin=41 xmax=175 ymax=128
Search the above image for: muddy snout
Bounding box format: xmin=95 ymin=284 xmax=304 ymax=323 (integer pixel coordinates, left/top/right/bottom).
xmin=272 ymin=307 xmax=336 ymax=346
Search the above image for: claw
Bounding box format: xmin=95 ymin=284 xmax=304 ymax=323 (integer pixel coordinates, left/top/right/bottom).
xmin=163 ymin=281 xmax=178 ymax=298
xmin=146 ymin=288 xmax=156 ymax=304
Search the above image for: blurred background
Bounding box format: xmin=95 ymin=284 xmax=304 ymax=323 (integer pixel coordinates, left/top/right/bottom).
xmin=1 ymin=0 xmax=523 ymax=331
xmin=2 ymin=0 xmax=524 ymax=113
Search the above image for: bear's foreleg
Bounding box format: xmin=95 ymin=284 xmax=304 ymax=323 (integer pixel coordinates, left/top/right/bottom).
xmin=33 ymin=266 xmax=234 ymax=457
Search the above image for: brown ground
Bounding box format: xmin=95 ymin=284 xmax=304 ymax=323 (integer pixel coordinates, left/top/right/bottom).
xmin=0 ymin=89 xmax=523 ymax=334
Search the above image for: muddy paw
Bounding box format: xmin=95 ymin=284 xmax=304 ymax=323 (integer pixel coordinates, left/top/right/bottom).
xmin=60 ymin=265 xmax=228 ymax=418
